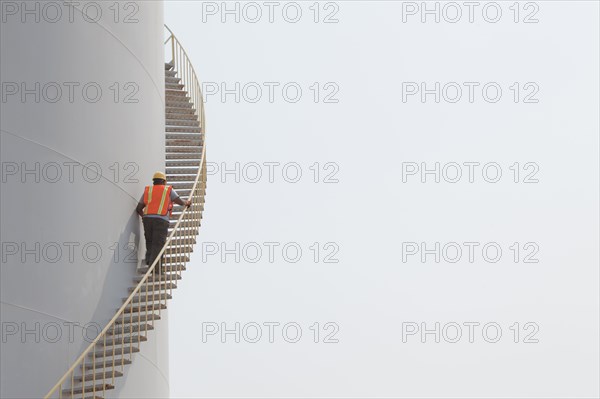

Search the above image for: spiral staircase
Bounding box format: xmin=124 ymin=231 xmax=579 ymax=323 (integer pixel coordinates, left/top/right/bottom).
xmin=44 ymin=26 xmax=206 ymax=399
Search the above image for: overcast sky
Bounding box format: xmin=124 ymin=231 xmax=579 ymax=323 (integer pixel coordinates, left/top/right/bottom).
xmin=165 ymin=2 xmax=599 ymax=397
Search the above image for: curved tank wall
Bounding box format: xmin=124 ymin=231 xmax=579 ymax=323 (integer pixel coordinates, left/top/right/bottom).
xmin=0 ymin=1 xmax=169 ymax=397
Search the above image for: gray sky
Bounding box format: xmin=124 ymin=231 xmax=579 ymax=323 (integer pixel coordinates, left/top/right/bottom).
xmin=165 ymin=1 xmax=599 ymax=397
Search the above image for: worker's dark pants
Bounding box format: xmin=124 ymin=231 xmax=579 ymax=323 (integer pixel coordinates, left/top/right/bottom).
xmin=142 ymin=217 xmax=169 ymax=273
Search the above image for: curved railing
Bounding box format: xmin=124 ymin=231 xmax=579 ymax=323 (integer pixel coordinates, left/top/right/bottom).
xmin=44 ymin=25 xmax=206 ymax=398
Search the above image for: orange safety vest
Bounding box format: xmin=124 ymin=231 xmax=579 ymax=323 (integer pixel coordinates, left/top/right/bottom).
xmin=143 ymin=185 xmax=173 ymax=216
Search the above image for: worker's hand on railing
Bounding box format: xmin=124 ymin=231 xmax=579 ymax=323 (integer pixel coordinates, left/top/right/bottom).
xmin=185 ymin=200 xmax=192 ymax=208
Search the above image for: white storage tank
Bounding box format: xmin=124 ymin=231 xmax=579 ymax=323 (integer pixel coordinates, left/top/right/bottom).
xmin=0 ymin=1 xmax=169 ymax=397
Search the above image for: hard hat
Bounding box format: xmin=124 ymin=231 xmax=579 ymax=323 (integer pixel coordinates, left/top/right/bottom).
xmin=152 ymin=171 xmax=166 ymax=180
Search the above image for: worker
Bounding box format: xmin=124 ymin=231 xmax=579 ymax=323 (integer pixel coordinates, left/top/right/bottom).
xmin=136 ymin=171 xmax=191 ymax=273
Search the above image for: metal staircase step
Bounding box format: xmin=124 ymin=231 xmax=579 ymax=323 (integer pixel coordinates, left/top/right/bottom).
xmin=165 ymin=76 xmax=181 ymax=84
xmin=166 ymin=83 xmax=184 ymax=90
xmin=168 ymin=227 xmax=199 ymax=236
xmin=166 ymin=100 xmax=193 ymax=108
xmin=166 ymin=126 xmax=202 ymax=133
xmin=169 ymin=221 xmax=199 ymax=230
xmin=83 ymin=358 xmax=131 ymax=370
xmin=166 ymin=159 xmax=202 ymax=167
xmin=166 ymin=102 xmax=193 ymax=110
xmin=166 ymin=95 xmax=190 ymax=103
xmin=115 ymin=313 xmax=162 ymax=324
xmin=138 ymin=265 xmax=185 ymax=274
xmin=175 ymin=189 xmax=205 ymax=197
xmin=134 ymin=274 xmax=183 ymax=283
xmin=62 ymin=383 xmax=114 ymax=396
xmin=92 ymin=346 xmax=139 ymax=358
xmin=166 ymin=134 xmax=202 ymax=142
xmin=171 ymin=205 xmax=203 ymax=213
xmin=127 ymin=292 xmax=173 ymax=303
xmin=134 ymin=280 xmax=178 ymax=289
xmin=162 ymin=253 xmax=190 ymax=262
xmin=166 ymin=139 xmax=203 ymax=147
xmin=165 ymin=62 xmax=174 ymax=70
xmin=163 ymin=240 xmax=197 ymax=249
xmin=166 ymin=97 xmax=190 ymax=105
xmin=165 ymin=70 xmax=177 ymax=77
xmin=166 ymin=167 xmax=199 ymax=174
xmin=167 ymin=237 xmax=196 ymax=246
xmin=170 ymin=181 xmax=195 ymax=190
xmin=171 ymin=212 xmax=203 ymax=222
xmin=136 ymin=273 xmax=184 ymax=283
xmin=169 ymin=216 xmax=201 ymax=226
xmin=124 ymin=303 xmax=167 ymax=314
xmin=163 ymin=243 xmax=195 ymax=253
xmin=166 ymin=146 xmax=202 ymax=153
xmin=128 ymin=282 xmax=177 ymax=292
xmin=168 ymin=174 xmax=197 ymax=181
xmin=166 ymin=101 xmax=192 ymax=109
xmin=74 ymin=370 xmax=123 ymax=382
xmin=163 ymin=252 xmax=192 ymax=260
xmin=170 ymin=210 xmax=202 ymax=219
xmin=166 ymin=118 xmax=198 ymax=126
xmin=173 ymin=193 xmax=205 ymax=202
xmin=107 ymin=323 xmax=154 ymax=334
xmin=165 ymin=112 xmax=198 ymax=121
xmin=166 ymin=106 xmax=195 ymax=114
xmin=165 ymin=87 xmax=185 ymax=95
xmin=166 ymin=153 xmax=203 ymax=160
xmin=99 ymin=335 xmax=147 ymax=345
xmin=165 ymin=89 xmax=187 ymax=97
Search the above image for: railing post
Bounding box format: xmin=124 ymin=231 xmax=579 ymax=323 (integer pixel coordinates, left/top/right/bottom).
xmin=171 ymin=34 xmax=175 ymax=68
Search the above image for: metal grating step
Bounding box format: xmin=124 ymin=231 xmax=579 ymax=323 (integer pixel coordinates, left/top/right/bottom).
xmin=174 ymin=188 xmax=205 ymax=197
xmin=134 ymin=274 xmax=184 ymax=283
xmin=83 ymin=358 xmax=131 ymax=370
xmin=173 ymin=206 xmax=204 ymax=216
xmin=115 ymin=313 xmax=162 ymax=324
xmin=62 ymin=383 xmax=114 ymax=396
xmin=165 ymin=89 xmax=188 ymax=97
xmin=166 ymin=100 xmax=193 ymax=108
xmin=92 ymin=346 xmax=139 ymax=358
xmin=166 ymin=174 xmax=198 ymax=181
xmin=166 ymin=153 xmax=203 ymax=160
xmin=166 ymin=95 xmax=190 ymax=103
xmin=166 ymin=167 xmax=200 ymax=174
xmin=132 ymin=280 xmax=177 ymax=290
xmin=127 ymin=294 xmax=172 ymax=303
xmin=166 ymin=146 xmax=203 ymax=153
xmin=166 ymin=139 xmax=203 ymax=147
xmin=74 ymin=370 xmax=123 ymax=382
xmin=99 ymin=335 xmax=148 ymax=346
xmin=166 ymin=159 xmax=202 ymax=167
xmin=167 ymin=228 xmax=199 ymax=236
xmin=165 ymin=106 xmax=195 ymax=114
xmin=166 ymin=126 xmax=202 ymax=133
xmin=107 ymin=323 xmax=154 ymax=335
xmin=166 ymin=119 xmax=199 ymax=127
xmin=165 ymin=112 xmax=198 ymax=121
xmin=166 ymin=83 xmax=184 ymax=90
xmin=167 ymin=237 xmax=197 ymax=245
xmin=123 ymin=304 xmax=168 ymax=314
xmin=166 ymin=133 xmax=202 ymax=141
